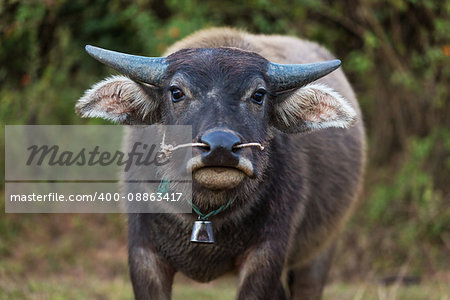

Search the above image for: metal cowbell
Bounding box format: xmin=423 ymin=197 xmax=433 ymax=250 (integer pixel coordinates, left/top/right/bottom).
xmin=190 ymin=220 xmax=214 ymax=244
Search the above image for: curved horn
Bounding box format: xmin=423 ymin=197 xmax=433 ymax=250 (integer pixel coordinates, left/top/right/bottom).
xmin=85 ymin=45 xmax=168 ymax=85
xmin=267 ymin=59 xmax=341 ymax=91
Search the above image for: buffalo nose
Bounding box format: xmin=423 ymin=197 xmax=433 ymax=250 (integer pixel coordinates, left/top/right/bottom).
xmin=200 ymin=130 xmax=241 ymax=166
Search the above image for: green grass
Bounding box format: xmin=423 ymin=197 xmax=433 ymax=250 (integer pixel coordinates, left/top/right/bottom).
xmin=1 ymin=205 xmax=448 ymax=300
xmin=324 ymin=281 xmax=449 ymax=300
xmin=1 ymin=274 xmax=448 ymax=300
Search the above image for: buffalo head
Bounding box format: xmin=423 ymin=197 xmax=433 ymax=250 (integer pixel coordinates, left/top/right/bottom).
xmin=76 ymin=46 xmax=357 ymax=206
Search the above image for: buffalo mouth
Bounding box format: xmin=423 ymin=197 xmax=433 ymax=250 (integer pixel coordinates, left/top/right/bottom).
xmin=193 ymin=167 xmax=245 ymax=190
xmin=186 ymin=156 xmax=254 ymax=190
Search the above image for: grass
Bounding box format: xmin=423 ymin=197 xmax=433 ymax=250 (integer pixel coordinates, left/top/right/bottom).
xmin=324 ymin=280 xmax=449 ymax=300
xmin=1 ymin=208 xmax=448 ymax=300
xmin=1 ymin=274 xmax=449 ymax=300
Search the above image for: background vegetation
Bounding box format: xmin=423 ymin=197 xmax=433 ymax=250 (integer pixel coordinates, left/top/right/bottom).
xmin=1 ymin=0 xmax=449 ymax=298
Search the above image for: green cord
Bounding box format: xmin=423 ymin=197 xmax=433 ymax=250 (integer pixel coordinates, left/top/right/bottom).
xmin=157 ymin=178 xmax=235 ymax=220
xmin=157 ymin=178 xmax=170 ymax=194
xmin=187 ymin=197 xmax=236 ymax=220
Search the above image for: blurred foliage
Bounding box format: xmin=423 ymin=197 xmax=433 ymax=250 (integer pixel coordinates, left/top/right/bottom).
xmin=1 ymin=0 xmax=449 ymax=279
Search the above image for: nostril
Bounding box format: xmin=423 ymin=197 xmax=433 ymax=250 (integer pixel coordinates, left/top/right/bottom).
xmin=199 ymin=130 xmax=241 ymax=166
xmin=231 ymin=143 xmax=241 ymax=153
xmin=200 ymin=130 xmax=241 ymax=154
xmin=200 ymin=144 xmax=211 ymax=152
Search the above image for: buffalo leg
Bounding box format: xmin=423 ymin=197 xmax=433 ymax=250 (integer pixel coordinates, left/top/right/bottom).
xmin=237 ymin=242 xmax=287 ymax=300
xmin=129 ymin=244 xmax=175 ymax=300
xmin=287 ymin=243 xmax=336 ymax=300
xmin=128 ymin=215 xmax=175 ymax=300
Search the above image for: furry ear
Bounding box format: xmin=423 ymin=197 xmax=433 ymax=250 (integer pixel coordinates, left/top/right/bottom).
xmin=75 ymin=75 xmax=160 ymax=124
xmin=271 ymin=83 xmax=358 ymax=134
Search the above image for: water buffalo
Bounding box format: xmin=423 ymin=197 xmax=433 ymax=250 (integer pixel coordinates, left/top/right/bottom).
xmin=76 ymin=28 xmax=366 ymax=300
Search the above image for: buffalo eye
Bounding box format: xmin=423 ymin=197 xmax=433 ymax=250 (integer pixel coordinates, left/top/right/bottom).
xmin=170 ymin=87 xmax=185 ymax=102
xmin=251 ymin=89 xmax=266 ymax=105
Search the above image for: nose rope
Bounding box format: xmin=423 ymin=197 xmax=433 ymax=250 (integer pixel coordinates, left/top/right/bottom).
xmin=233 ymin=143 xmax=265 ymax=151
xmin=160 ymin=132 xmax=208 ymax=157
xmin=160 ymin=132 xmax=264 ymax=157
xmin=160 ymin=142 xmax=209 ymax=156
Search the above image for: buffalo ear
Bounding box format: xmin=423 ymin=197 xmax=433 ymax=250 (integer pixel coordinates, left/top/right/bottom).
xmin=75 ymin=75 xmax=160 ymax=124
xmin=270 ymin=83 xmax=358 ymax=134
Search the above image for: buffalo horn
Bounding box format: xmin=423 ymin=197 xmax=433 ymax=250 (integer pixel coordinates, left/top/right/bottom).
xmin=267 ymin=59 xmax=341 ymax=91
xmin=85 ymin=45 xmax=168 ymax=86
